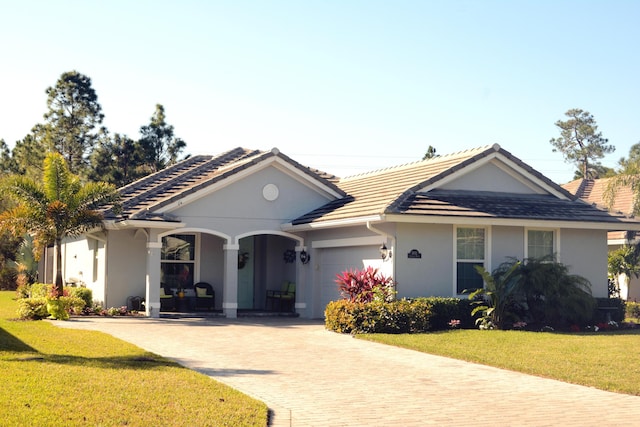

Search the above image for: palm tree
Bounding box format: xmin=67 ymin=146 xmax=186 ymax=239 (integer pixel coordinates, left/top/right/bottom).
xmin=0 ymin=152 xmax=120 ymax=294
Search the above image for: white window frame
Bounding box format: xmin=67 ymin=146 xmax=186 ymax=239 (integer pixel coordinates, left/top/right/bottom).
xmin=524 ymin=228 xmax=560 ymax=261
xmin=453 ymin=225 xmax=491 ymax=295
xmin=161 ymin=233 xmax=200 ymax=287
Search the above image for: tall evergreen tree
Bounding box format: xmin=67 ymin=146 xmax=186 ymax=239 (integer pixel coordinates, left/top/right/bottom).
xmin=90 ymin=133 xmax=144 ymax=187
xmin=42 ymin=71 xmax=105 ymax=178
xmin=138 ymin=104 xmax=186 ymax=173
xmin=550 ymin=109 xmax=614 ymax=179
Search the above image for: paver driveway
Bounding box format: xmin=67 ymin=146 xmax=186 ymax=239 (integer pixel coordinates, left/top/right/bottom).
xmin=56 ymin=317 xmax=640 ymax=426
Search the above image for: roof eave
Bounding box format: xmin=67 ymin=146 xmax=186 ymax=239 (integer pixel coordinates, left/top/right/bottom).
xmin=282 ymin=215 xmax=385 ymax=231
xmin=383 ymin=213 xmax=640 ymax=231
xmin=105 ymin=219 xmax=187 ymax=230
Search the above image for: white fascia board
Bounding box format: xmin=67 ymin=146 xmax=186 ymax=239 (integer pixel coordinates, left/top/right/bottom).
xmin=105 ymin=219 xmax=186 ymax=230
xmin=419 ymin=153 xmax=497 ymax=193
xmin=419 ymin=152 xmax=569 ymax=199
xmin=312 ymin=236 xmax=382 ymax=249
xmin=157 ymin=156 xmax=342 ymax=214
xmin=270 ymin=157 xmax=343 ymax=199
xmin=384 ymin=214 xmax=640 ymax=231
xmin=494 ymin=155 xmax=570 ymax=199
xmin=281 ymin=215 xmax=383 ymax=232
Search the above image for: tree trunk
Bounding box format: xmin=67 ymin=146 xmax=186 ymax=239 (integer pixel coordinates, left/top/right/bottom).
xmin=55 ymin=238 xmax=64 ymax=296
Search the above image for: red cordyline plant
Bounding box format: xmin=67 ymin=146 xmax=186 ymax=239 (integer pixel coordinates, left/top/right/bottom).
xmin=335 ymin=266 xmax=395 ymax=303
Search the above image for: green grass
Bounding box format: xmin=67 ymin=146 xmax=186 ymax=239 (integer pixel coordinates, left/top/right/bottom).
xmin=0 ymin=291 xmax=268 ymax=427
xmin=358 ymin=328 xmax=640 ymax=395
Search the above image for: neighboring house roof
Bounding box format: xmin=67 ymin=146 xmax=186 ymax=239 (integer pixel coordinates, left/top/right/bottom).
xmin=291 ymin=144 xmax=635 ymax=228
xmin=562 ymin=178 xmax=635 ymax=215
xmin=103 ymin=147 xmax=343 ymax=222
xmin=563 ymin=178 xmax=638 ymax=241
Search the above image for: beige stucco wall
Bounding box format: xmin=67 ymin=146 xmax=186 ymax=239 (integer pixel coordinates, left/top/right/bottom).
xmin=561 ymin=228 xmax=609 ymax=298
xmin=104 ymin=229 xmax=148 ymax=308
xmin=169 ymin=166 xmax=333 ymax=239
xmin=439 ymin=161 xmax=541 ymax=194
xmin=491 ymin=225 xmax=525 ymax=268
xmin=395 ymin=223 xmax=454 ymax=297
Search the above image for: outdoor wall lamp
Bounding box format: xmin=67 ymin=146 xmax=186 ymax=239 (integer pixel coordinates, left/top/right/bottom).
xmin=300 ymin=250 xmax=310 ymax=264
xmin=380 ymin=243 xmax=392 ymax=261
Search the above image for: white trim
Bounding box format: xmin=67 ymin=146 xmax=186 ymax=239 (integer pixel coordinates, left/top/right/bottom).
xmin=146 ymin=242 xmax=162 ymax=249
xmin=234 ymin=229 xmax=303 ymax=246
xmin=282 ymin=215 xmax=384 ymax=231
xmin=223 ymin=244 xmax=240 ymax=251
xmin=156 ymin=155 xmax=343 ymax=214
xmin=385 ymin=214 xmax=640 ymax=231
xmin=524 ymin=227 xmax=560 ymax=261
xmin=420 ymin=152 xmax=569 ymax=199
xmin=222 ymin=302 xmax=238 ymax=309
xmin=453 ymin=225 xmax=491 ymax=296
xmin=295 ymin=302 xmax=307 ymax=309
xmin=158 ymin=227 xmax=231 ymax=243
xmin=312 ymin=236 xmax=382 ymax=249
xmin=106 ymin=220 xmax=185 ymax=230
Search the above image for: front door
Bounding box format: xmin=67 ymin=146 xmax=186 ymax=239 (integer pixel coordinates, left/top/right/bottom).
xmin=237 ymin=237 xmax=254 ymax=309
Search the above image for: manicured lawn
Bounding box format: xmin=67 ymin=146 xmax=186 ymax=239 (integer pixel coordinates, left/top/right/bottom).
xmin=358 ymin=328 xmax=640 ymax=395
xmin=0 ymin=291 xmax=268 ymax=427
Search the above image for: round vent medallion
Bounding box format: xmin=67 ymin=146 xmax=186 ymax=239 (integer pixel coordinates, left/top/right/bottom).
xmin=263 ymin=184 xmax=279 ymax=201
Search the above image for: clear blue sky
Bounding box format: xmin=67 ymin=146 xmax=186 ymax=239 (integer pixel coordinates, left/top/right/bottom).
xmin=1 ymin=0 xmax=639 ymax=183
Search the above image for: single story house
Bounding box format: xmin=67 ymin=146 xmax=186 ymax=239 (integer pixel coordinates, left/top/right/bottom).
xmin=563 ymin=177 xmax=640 ymax=300
xmin=42 ymin=144 xmax=640 ymax=318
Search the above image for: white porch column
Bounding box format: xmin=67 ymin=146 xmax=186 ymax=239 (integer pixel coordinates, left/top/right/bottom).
xmin=223 ymin=243 xmax=239 ymax=318
xmin=295 ymin=246 xmax=309 ymax=318
xmin=145 ymin=240 xmax=162 ymax=318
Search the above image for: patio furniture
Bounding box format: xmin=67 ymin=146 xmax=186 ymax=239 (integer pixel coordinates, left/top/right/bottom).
xmin=266 ymin=281 xmax=296 ymax=312
xmin=194 ymin=282 xmax=215 ymax=311
xmin=160 ymin=286 xmax=176 ymax=311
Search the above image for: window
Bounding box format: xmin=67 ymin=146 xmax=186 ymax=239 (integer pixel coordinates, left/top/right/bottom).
xmin=527 ymin=229 xmax=555 ymax=259
xmin=161 ymin=234 xmax=195 ymax=289
xmin=456 ymin=227 xmax=485 ymax=294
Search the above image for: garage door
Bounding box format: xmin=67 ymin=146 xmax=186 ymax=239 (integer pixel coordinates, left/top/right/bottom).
xmin=318 ymin=245 xmax=381 ymax=314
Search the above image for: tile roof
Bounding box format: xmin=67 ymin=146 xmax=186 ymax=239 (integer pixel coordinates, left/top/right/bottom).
xmin=562 ymin=178 xmax=635 ymax=215
xmin=104 ymin=147 xmax=343 ymax=221
xmin=562 ymin=178 xmax=638 ymax=240
xmin=292 ymin=145 xmax=498 ymax=224
xmin=292 ymin=144 xmax=585 ymax=226
xmin=393 ymin=190 xmax=634 ymax=224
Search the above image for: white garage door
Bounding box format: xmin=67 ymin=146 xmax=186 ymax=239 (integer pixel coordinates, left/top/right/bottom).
xmin=318 ymin=245 xmax=381 ymax=314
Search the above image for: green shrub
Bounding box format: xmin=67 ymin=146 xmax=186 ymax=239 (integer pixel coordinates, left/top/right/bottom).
xmin=67 ymin=287 xmax=93 ymax=309
xmin=418 ymin=297 xmax=475 ymax=330
xmin=592 ymin=297 xmax=625 ymax=324
xmin=29 ymin=283 xmax=48 ymax=298
xmin=626 ymin=301 xmax=640 ymax=320
xmin=17 ymin=297 xmax=49 ymax=320
xmin=325 ymin=297 xmax=473 ymax=334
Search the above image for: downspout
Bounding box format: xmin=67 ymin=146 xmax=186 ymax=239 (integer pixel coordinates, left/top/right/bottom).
xmin=88 ymin=232 xmax=108 ymax=308
xmin=366 ymin=221 xmax=397 ymax=281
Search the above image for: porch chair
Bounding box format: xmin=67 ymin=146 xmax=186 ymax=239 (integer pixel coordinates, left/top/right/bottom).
xmin=194 ymin=282 xmax=215 ymax=311
xmin=160 ymin=286 xmax=176 ymax=311
xmin=266 ymin=281 xmax=296 ymax=312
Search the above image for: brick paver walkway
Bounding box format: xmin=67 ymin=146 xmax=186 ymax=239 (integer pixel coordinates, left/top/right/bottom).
xmin=56 ymin=317 xmax=640 ymax=426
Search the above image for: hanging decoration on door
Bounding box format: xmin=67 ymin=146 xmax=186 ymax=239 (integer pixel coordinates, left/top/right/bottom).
xmin=283 ymin=249 xmax=296 ymax=264
xmin=238 ymin=252 xmax=250 ymax=269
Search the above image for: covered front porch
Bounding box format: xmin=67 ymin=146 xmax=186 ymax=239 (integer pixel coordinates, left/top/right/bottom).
xmin=145 ymin=229 xmax=309 ymax=319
